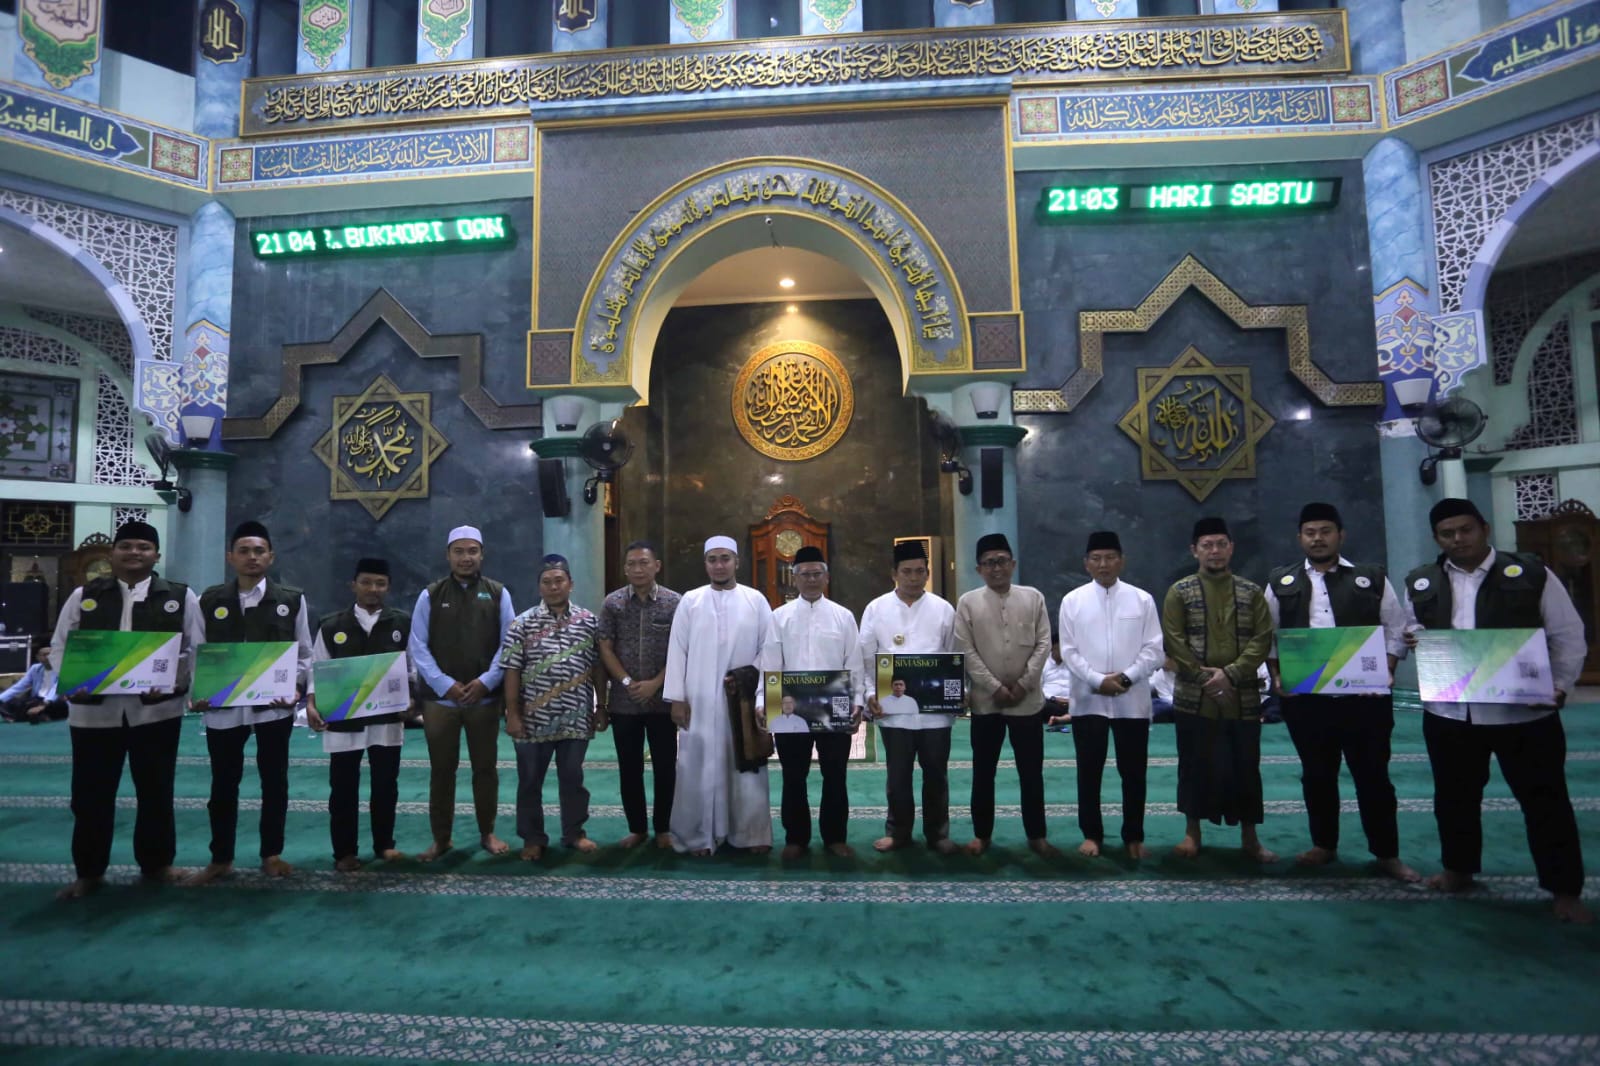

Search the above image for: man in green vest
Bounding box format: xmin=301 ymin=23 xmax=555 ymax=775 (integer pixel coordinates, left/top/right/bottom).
xmin=49 ymin=520 xmax=205 ymax=900
xmin=1265 ymin=502 xmax=1418 ymax=881
xmin=410 ymin=525 xmax=516 ymax=861
xmin=1404 ymin=498 xmax=1590 ymax=923
xmin=307 ymin=557 xmax=413 ymax=870
xmin=188 ymin=521 xmax=313 ymax=886
xmin=1161 ymin=516 xmax=1276 ymax=863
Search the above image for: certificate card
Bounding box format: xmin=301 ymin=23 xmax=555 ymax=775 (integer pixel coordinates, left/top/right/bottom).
xmin=875 ymin=653 xmax=965 ymax=715
xmin=1415 ymin=628 xmax=1555 ymax=704
xmin=193 ymin=641 xmax=297 ymax=707
xmin=763 ymin=670 xmax=853 ymax=735
xmin=59 ymin=630 xmax=181 ymax=698
xmin=313 ymin=652 xmax=410 ymax=722
xmin=1277 ymin=626 xmax=1389 ymax=695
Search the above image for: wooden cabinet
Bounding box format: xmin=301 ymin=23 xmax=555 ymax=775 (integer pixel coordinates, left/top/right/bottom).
xmin=1517 ymin=499 xmax=1600 ymax=684
xmin=748 ymin=495 xmax=829 ymax=609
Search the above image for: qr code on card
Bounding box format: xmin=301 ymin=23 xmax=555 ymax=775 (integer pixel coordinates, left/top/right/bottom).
xmin=943 ymin=679 xmax=962 ymax=700
xmin=273 ymin=668 xmax=289 ymax=684
xmin=151 ymin=658 xmax=169 ymax=674
xmin=1518 ymin=661 xmax=1542 ymax=680
xmin=1360 ymin=656 xmax=1378 ymax=673
xmin=830 ymin=695 xmax=850 ymax=720
xmin=385 ymin=678 xmax=404 ymax=695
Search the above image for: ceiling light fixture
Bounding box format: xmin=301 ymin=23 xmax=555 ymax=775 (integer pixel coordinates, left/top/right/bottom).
xmin=778 ymin=277 xmax=795 ymax=289
xmin=786 ymin=304 xmax=797 ymax=313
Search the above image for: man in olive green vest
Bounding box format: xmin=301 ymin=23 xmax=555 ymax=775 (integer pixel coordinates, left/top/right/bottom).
xmin=1405 ymin=498 xmax=1590 ymax=923
xmin=1265 ymin=502 xmax=1417 ymax=881
xmin=49 ymin=520 xmax=205 ymax=900
xmin=1161 ymin=516 xmax=1276 ymax=863
xmin=410 ymin=525 xmax=516 ymax=860
xmin=189 ymin=520 xmax=314 ymax=885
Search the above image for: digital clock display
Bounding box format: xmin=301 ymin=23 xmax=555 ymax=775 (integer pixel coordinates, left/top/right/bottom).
xmin=1040 ymin=179 xmax=1340 ymax=219
xmin=249 ymin=214 xmax=515 ymax=258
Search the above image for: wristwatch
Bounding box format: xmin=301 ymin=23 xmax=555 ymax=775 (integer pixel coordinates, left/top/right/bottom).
xmin=621 ymin=675 xmax=633 ymax=687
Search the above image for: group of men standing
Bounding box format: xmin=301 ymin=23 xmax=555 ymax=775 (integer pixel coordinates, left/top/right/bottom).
xmin=49 ymin=498 xmax=1589 ymax=923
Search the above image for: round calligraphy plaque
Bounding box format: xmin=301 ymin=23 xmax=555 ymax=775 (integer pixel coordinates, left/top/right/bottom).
xmin=732 ymin=340 xmax=855 ymax=462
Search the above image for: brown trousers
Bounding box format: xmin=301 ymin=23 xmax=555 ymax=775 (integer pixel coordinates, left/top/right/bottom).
xmin=422 ymin=697 xmax=503 ymax=843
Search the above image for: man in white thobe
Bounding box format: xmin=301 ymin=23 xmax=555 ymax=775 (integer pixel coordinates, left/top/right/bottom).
xmin=664 ymin=535 xmax=779 ymax=855
xmin=1058 ymin=530 xmax=1164 ymax=860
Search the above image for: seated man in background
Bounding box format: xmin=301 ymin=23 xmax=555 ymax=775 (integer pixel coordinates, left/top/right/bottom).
xmin=0 ymin=643 xmax=65 ymax=723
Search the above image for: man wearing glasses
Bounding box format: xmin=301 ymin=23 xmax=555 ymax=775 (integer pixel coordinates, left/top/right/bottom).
xmin=954 ymin=533 xmax=1054 ymax=857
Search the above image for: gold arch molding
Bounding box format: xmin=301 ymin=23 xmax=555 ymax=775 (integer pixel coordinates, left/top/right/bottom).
xmin=533 ymin=156 xmax=977 ymax=399
xmin=733 ymin=340 xmax=855 ymax=462
xmin=1013 ymin=254 xmax=1383 ymax=413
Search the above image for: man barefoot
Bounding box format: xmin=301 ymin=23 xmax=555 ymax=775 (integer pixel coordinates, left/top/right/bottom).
xmin=502 ymin=555 xmax=606 ymax=860
xmin=410 ymin=525 xmax=516 ymax=861
xmin=50 ymin=521 xmax=203 ymax=901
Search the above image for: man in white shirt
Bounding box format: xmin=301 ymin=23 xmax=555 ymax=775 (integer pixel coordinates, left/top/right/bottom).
xmin=189 ymin=521 xmax=314 ymax=885
xmin=859 ymin=540 xmax=958 ymax=854
xmin=770 ymin=547 xmax=862 ymax=858
xmin=50 ymin=520 xmax=205 ymax=900
xmin=1058 ymin=531 xmax=1164 ymax=859
xmin=955 ymin=533 xmax=1054 ymax=856
xmin=1040 ymin=642 xmax=1072 ymax=727
xmin=1404 ymin=498 xmax=1590 ymax=923
xmin=664 ymin=535 xmax=779 ymax=856
xmin=306 ymin=557 xmax=415 ymax=871
xmin=1265 ymin=503 xmax=1417 ymax=881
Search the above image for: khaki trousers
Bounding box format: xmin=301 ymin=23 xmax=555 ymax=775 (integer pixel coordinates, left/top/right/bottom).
xmin=422 ymin=697 xmax=503 ymax=844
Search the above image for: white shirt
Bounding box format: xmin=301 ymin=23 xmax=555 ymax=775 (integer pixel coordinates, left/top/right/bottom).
xmin=771 ymin=594 xmax=864 ymax=707
xmin=50 ymin=578 xmax=206 ymax=729
xmin=877 ymin=692 xmax=922 ymax=718
xmin=1057 ymin=579 xmax=1164 ymax=720
xmin=1040 ymin=656 xmax=1072 ymax=702
xmin=310 ymin=604 xmax=412 ymax=753
xmin=197 ymin=581 xmax=314 ymax=730
xmin=1404 ymin=548 xmax=1586 ymax=725
xmin=858 ymin=589 xmax=956 ymax=731
xmin=1263 ymin=556 xmax=1409 ymax=660
xmin=768 ymin=711 xmax=811 ymax=734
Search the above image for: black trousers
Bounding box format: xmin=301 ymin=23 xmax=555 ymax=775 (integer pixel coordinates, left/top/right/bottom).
xmin=1070 ymin=714 xmax=1150 ymax=845
xmin=1281 ymin=694 xmax=1399 ymax=859
xmin=206 ymin=714 xmax=294 ymax=864
xmin=1423 ymin=711 xmax=1584 ymax=896
xmin=969 ymin=712 xmax=1048 ymax=841
xmin=776 ymin=731 xmax=851 ymax=847
xmin=1174 ymin=713 xmax=1263 ymax=827
xmin=611 ymin=712 xmax=677 ymax=836
xmin=328 ymin=743 xmax=402 ymax=861
xmin=880 ymin=726 xmax=951 ymax=845
xmin=69 ymin=714 xmax=182 ymax=879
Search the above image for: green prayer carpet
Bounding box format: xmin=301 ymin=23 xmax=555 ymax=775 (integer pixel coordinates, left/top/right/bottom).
xmin=0 ymin=697 xmax=1596 ymax=1064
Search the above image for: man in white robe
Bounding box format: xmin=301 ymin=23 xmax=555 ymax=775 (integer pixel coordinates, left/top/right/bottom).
xmin=664 ymin=535 xmax=779 ymax=855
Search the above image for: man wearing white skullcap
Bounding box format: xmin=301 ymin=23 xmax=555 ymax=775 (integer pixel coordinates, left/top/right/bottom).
xmin=409 ymin=525 xmax=516 ymax=861
xmin=662 ymin=535 xmax=779 ymax=855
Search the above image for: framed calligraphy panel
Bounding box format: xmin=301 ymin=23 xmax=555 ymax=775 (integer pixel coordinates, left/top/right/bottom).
xmin=1117 ymin=346 xmax=1275 ymax=502
xmin=312 ymin=374 xmax=449 ymax=519
xmin=733 ymin=341 xmax=854 ymax=462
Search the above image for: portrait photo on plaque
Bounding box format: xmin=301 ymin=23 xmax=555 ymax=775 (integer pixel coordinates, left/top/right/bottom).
xmin=875 ymin=653 xmax=965 ymax=715
xmin=764 ymin=670 xmax=853 ymax=734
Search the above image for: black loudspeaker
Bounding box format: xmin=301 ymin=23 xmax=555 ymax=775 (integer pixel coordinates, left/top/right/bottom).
xmin=538 ymin=458 xmax=571 ymax=518
xmin=0 ymin=581 xmax=48 ymax=639
xmin=980 ymin=448 xmax=1003 ymax=510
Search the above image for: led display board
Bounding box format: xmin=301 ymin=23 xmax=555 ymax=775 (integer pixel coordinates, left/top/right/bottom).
xmin=250 ymin=214 xmax=514 ymax=258
xmin=1040 ymin=179 xmax=1340 ymax=219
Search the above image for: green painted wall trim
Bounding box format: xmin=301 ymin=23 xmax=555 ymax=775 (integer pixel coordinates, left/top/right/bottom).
xmin=957 ymin=424 xmax=1027 ymax=447
xmin=529 ymin=437 xmax=585 ymax=458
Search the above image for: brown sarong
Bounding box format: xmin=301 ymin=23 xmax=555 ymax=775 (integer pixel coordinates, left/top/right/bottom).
xmin=723 ymin=665 xmax=772 ymax=773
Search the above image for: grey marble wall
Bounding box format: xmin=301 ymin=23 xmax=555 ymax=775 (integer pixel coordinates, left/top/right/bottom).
xmin=1013 ymin=160 xmax=1388 ymax=611
xmin=617 ymin=299 xmax=945 ymax=618
xmin=225 ymin=198 xmax=540 ymax=617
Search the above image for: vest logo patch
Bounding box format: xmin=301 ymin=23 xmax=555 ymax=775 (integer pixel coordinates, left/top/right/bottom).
xmin=392 ymin=630 xmax=403 ymax=643
xmin=164 ymin=599 xmax=181 ymax=612
xmin=1412 ymin=577 xmax=1430 ymax=592
xmin=477 ymin=591 xmax=491 ymax=601
xmin=1354 ymin=575 xmax=1372 ymax=589
xmin=333 ymin=632 xmax=348 ymax=645
xmin=80 ymin=598 xmax=97 ymax=612
xmin=214 ymin=606 xmax=229 ymax=619
xmin=1503 ymin=564 xmax=1524 ymax=578
xmin=276 ymin=603 xmax=290 ymax=617
xmin=1279 ymin=574 xmax=1295 ymax=586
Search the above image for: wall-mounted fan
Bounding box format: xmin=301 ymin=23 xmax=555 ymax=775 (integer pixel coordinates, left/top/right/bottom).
xmin=928 ymin=409 xmax=972 ymax=496
xmin=580 ymin=420 xmax=634 ymax=505
xmin=144 ymin=433 xmax=192 ymax=511
xmin=1415 ymin=395 xmax=1486 ymax=486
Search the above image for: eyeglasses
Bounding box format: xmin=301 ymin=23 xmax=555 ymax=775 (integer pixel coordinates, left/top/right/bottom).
xmin=794 ymin=569 xmax=827 ymax=579
xmin=977 ymin=556 xmax=1014 ymax=568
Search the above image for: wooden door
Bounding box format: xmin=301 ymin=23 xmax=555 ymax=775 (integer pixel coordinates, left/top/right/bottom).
xmin=748 ymin=495 xmax=830 ymax=609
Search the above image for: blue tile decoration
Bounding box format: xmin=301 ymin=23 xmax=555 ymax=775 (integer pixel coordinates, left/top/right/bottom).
xmin=1014 ymin=80 xmax=1380 ymax=142
xmin=0 ymin=82 xmax=208 ymax=189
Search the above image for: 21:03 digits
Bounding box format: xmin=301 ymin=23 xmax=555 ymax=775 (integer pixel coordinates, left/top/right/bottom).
xmin=250 ymin=214 xmax=513 ymax=258
xmin=1046 ymin=186 xmax=1120 ymax=212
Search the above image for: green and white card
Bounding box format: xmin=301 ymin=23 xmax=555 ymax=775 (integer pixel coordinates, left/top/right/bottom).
xmin=1277 ymin=626 xmax=1389 ymax=695
xmin=1416 ymin=628 xmax=1555 ymax=704
xmin=58 ymin=630 xmax=182 ymax=698
xmin=193 ymin=641 xmax=297 ymax=707
xmin=313 ymin=652 xmax=409 ymax=722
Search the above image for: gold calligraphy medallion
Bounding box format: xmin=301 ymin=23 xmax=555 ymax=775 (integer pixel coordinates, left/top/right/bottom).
xmin=1117 ymin=346 xmax=1275 ymax=502
xmin=312 ymin=373 xmax=449 ymax=519
xmin=732 ymin=340 xmax=855 ymax=462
